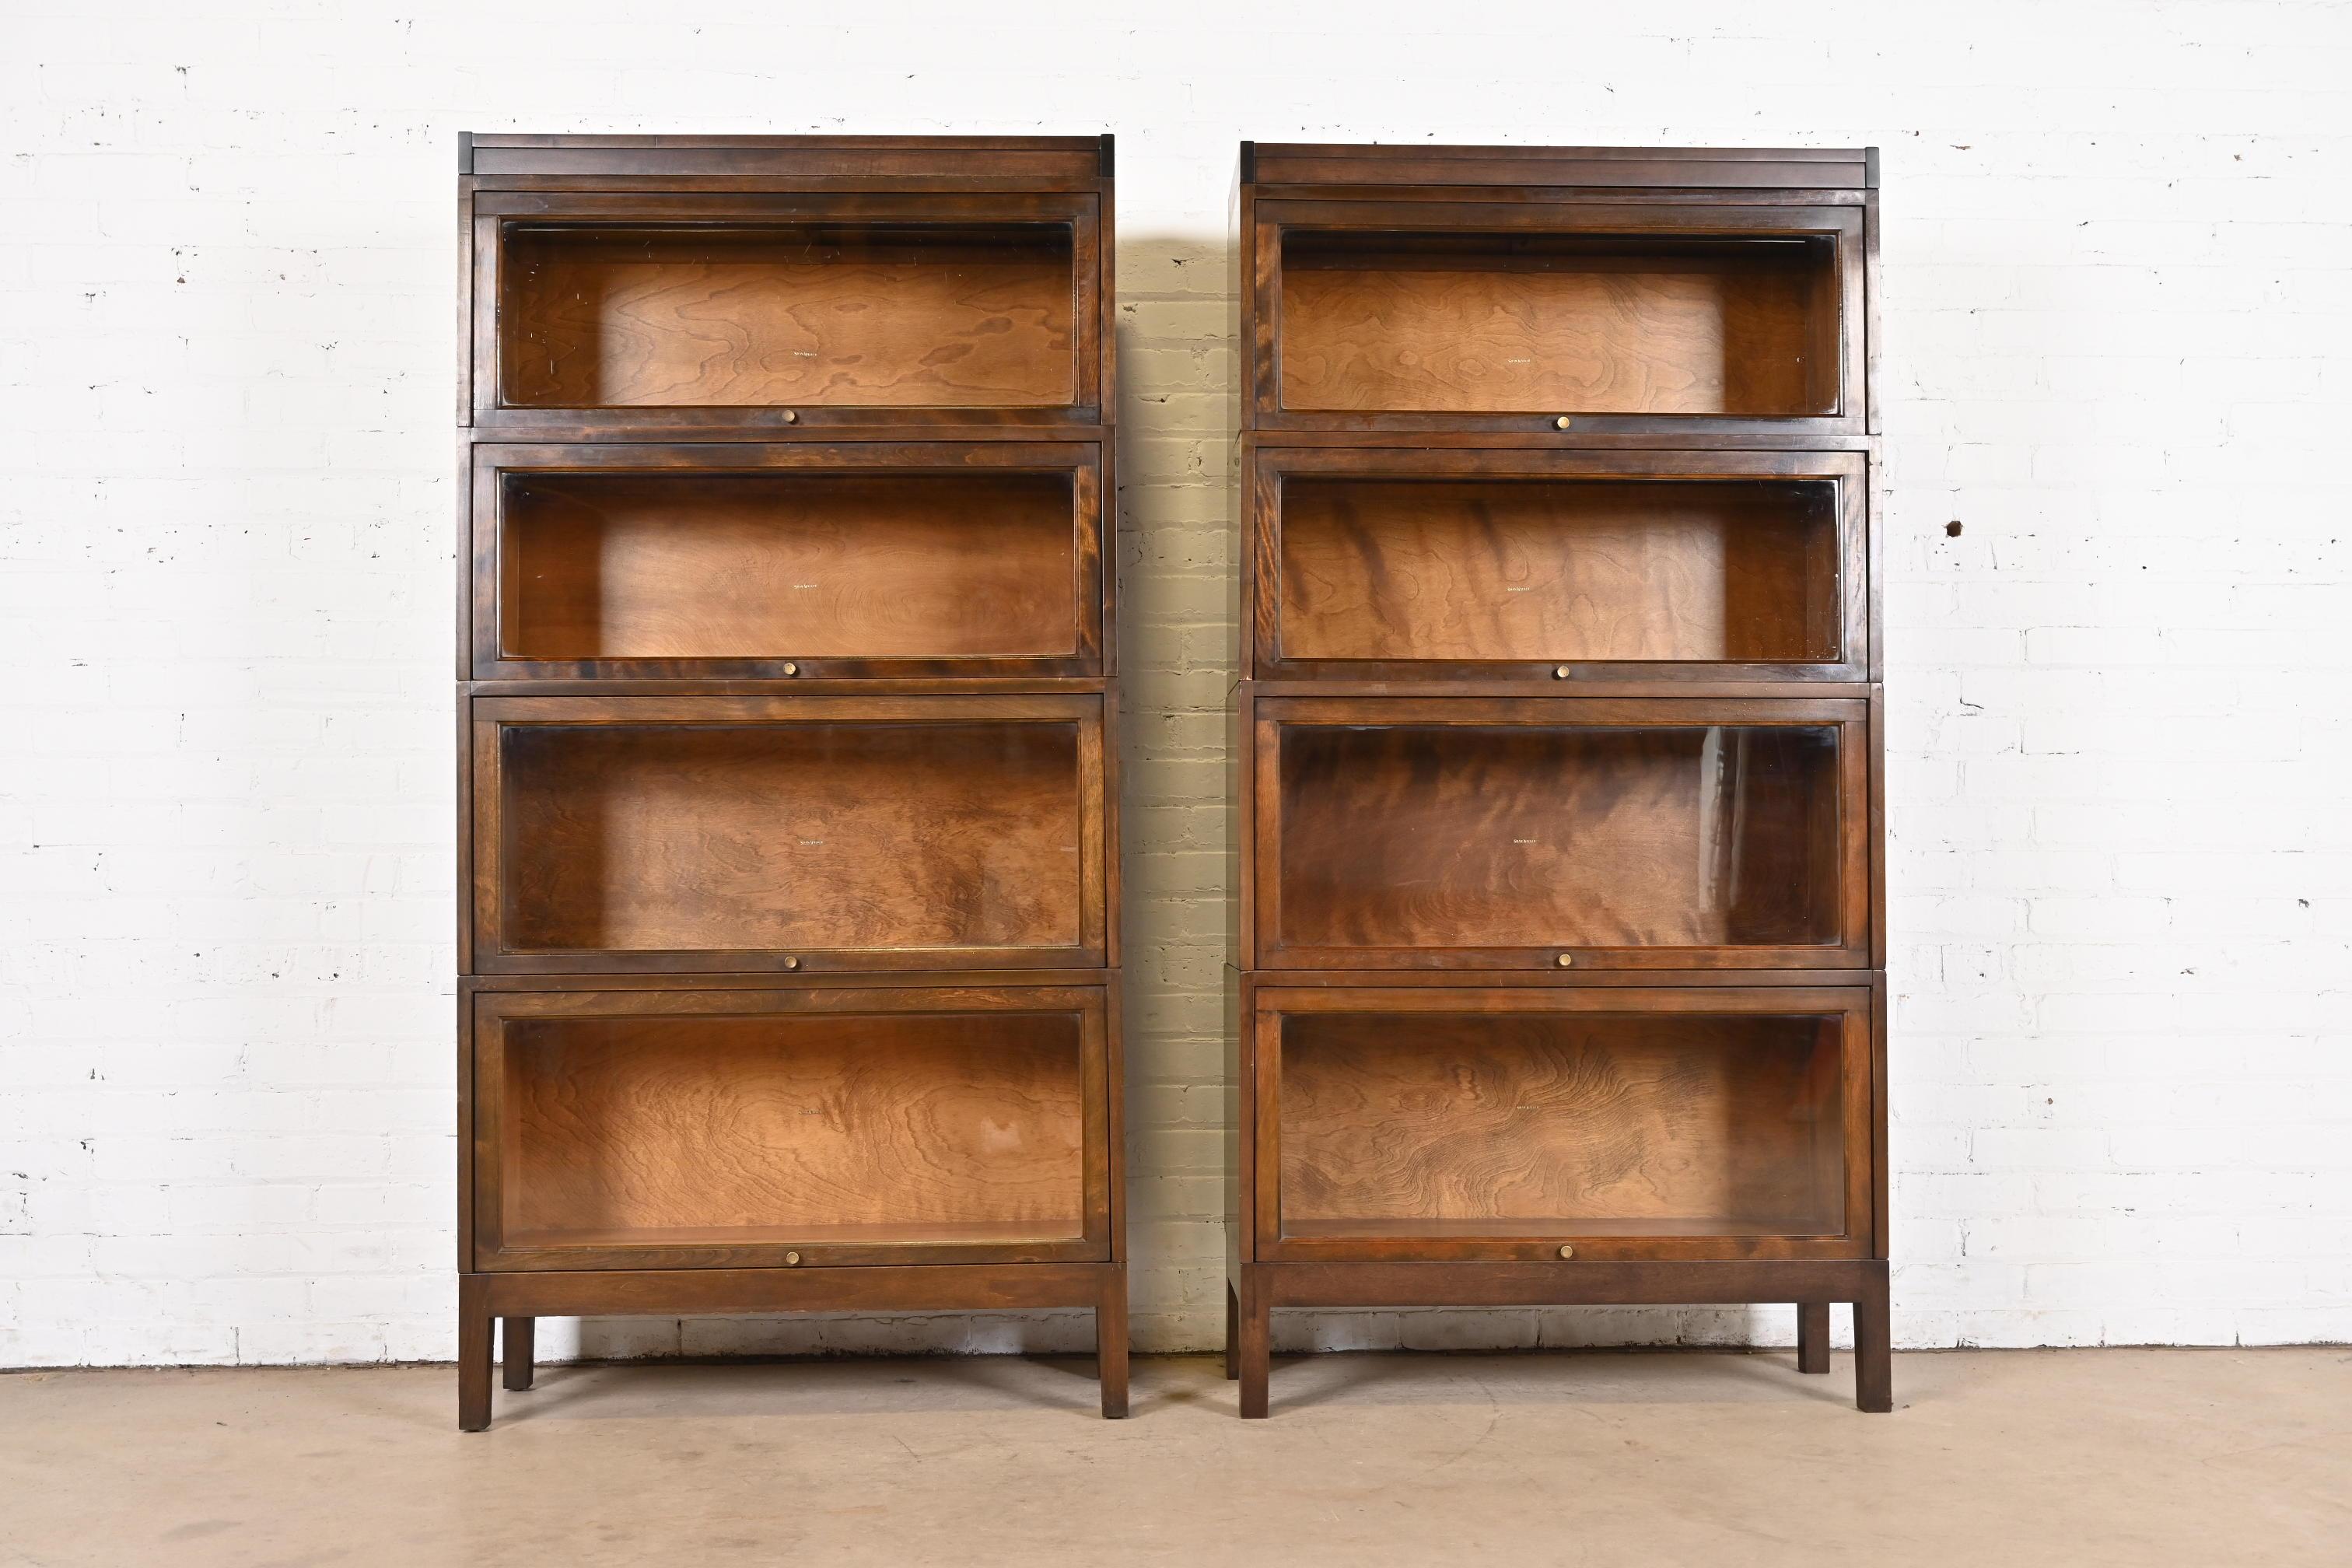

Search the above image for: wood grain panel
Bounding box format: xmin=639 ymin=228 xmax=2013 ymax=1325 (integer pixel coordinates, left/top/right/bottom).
xmin=1277 ymin=477 xmax=1840 ymax=664
xmin=1277 ymin=234 xmax=1839 ymax=415
xmin=1276 ymin=1012 xmax=1844 ymax=1234
xmin=503 ymin=1011 xmax=1087 ymax=1244
xmin=500 ymin=224 xmax=1076 ymax=408
xmin=500 ymin=471 xmax=1078 ymax=660
xmin=1275 ymin=723 xmax=1841 ymax=950
xmin=499 ymin=720 xmax=1083 ymax=954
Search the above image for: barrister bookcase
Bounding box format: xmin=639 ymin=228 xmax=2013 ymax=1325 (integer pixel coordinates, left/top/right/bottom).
xmin=1226 ymin=142 xmax=1888 ymax=1416
xmin=456 ymin=134 xmax=1125 ymax=1429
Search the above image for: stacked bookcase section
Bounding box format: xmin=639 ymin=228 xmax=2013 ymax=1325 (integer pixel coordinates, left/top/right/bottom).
xmin=1226 ymin=143 xmax=1888 ymax=1416
xmin=456 ymin=135 xmax=1125 ymax=1429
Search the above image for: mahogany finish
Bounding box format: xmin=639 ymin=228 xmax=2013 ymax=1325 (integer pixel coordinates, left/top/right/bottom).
xmin=467 ymin=183 xmax=1107 ymax=435
xmin=499 ymin=222 xmax=1078 ymax=410
xmin=1283 ymin=478 xmax=1834 ymax=660
xmin=1276 ymin=1012 xmax=1848 ymax=1241
xmin=1246 ymin=191 xmax=1867 ymax=439
xmin=1252 ymin=983 xmax=1870 ymax=1264
xmin=1249 ymin=446 xmax=1866 ymax=684
xmin=474 ymin=696 xmax=1104 ymax=971
xmin=1229 ymin=142 xmax=1887 ymax=1417
xmin=473 ymin=985 xmax=1111 ymax=1271
xmin=457 ymin=135 xmax=1125 ymax=1429
xmin=1278 ymin=231 xmax=1840 ymax=418
xmin=1249 ymin=693 xmax=1868 ymax=970
xmin=468 ymin=440 xmax=1108 ymax=683
xmin=499 ymin=472 xmax=1080 ymax=659
xmin=1276 ymin=719 xmax=1839 ymax=951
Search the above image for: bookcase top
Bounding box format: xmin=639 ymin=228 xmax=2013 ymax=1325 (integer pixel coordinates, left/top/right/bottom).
xmin=1244 ymin=142 xmax=1875 ymax=192
xmin=461 ymin=132 xmax=1114 ymax=180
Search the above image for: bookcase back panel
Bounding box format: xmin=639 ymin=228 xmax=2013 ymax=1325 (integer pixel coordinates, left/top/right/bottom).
xmin=1273 ymin=1011 xmax=1846 ymax=1240
xmin=1277 ymin=232 xmax=1839 ymax=418
xmin=499 ymin=1010 xmax=1090 ymax=1251
xmin=492 ymin=716 xmax=1093 ymax=962
xmin=499 ymin=470 xmax=1080 ymax=662
xmin=1278 ymin=477 xmax=1841 ymax=667
xmin=499 ymin=222 xmax=1078 ymax=409
xmin=1270 ymin=721 xmax=1845 ymax=957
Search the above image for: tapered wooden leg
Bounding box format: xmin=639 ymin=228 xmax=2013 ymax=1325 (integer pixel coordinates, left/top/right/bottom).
xmin=1097 ymin=1267 xmax=1129 ymax=1419
xmin=457 ymin=1276 xmax=492 ymax=1432
xmin=501 ymin=1316 xmax=534 ymax=1392
xmin=1797 ymin=1301 xmax=1831 ymax=1374
xmin=1854 ymin=1265 xmax=1892 ymax=1412
xmin=1237 ymin=1267 xmax=1269 ymax=1419
xmin=1224 ymin=1279 xmax=1241 ymax=1380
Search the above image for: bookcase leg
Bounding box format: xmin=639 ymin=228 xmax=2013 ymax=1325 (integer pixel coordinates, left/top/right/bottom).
xmin=457 ymin=1276 xmax=493 ymax=1432
xmin=501 ymin=1316 xmax=535 ymax=1392
xmin=1224 ymin=1279 xmax=1241 ymax=1380
xmin=1797 ymin=1301 xmax=1831 ymax=1374
xmin=1097 ymin=1268 xmax=1130 ymax=1419
xmin=1854 ymin=1267 xmax=1892 ymax=1412
xmin=1237 ymin=1268 xmax=1270 ymax=1419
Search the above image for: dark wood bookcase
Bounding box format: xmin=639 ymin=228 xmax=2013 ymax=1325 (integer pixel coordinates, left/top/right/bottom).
xmin=1226 ymin=142 xmax=1888 ymax=1416
xmin=456 ymin=134 xmax=1125 ymax=1429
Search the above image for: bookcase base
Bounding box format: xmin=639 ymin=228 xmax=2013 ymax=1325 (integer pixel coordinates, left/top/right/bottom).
xmin=1225 ymin=1258 xmax=1889 ymax=1418
xmin=457 ymin=1262 xmax=1129 ymax=1430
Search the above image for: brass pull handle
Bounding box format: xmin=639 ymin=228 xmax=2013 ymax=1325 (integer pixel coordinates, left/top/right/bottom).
xmin=1552 ymin=665 xmax=1572 ymax=680
xmin=1555 ymin=953 xmax=1574 ymax=968
xmin=780 ymin=660 xmax=800 ymax=677
xmin=780 ymin=409 xmax=799 ymax=424
xmin=785 ymin=1251 xmax=802 ymax=1265
xmin=1554 ymin=415 xmax=1573 ymax=431
xmin=782 ymin=956 xmax=800 ymax=971
xmin=1557 ymin=1244 xmax=1576 ymax=1260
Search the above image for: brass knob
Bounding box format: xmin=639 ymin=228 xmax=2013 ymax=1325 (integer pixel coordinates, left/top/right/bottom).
xmin=785 ymin=1251 xmax=802 ymax=1265
xmin=782 ymin=956 xmax=800 ymax=971
xmin=780 ymin=660 xmax=800 ymax=676
xmin=1552 ymin=665 xmax=1571 ymax=680
xmin=780 ymin=409 xmax=799 ymax=424
xmin=1554 ymin=415 xmax=1573 ymax=430
xmin=1557 ymin=1244 xmax=1575 ymax=1260
xmin=1556 ymin=953 xmax=1574 ymax=968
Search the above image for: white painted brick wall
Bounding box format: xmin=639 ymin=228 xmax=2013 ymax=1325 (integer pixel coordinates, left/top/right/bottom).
xmin=3 ymin=0 xmax=2348 ymax=1367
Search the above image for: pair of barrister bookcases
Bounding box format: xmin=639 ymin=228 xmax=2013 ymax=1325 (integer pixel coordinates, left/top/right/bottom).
xmin=453 ymin=134 xmax=1887 ymax=1430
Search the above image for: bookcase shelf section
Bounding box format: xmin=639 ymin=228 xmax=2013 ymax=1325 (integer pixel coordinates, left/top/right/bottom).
xmin=466 ymin=177 xmax=1108 ymax=432
xmin=1250 ymin=983 xmax=1871 ymax=1263
xmin=1281 ymin=231 xmax=1838 ymax=417
xmin=1251 ymin=448 xmax=1864 ymax=681
xmin=1247 ymin=188 xmax=1867 ymax=436
xmin=472 ymin=442 xmax=1105 ymax=680
xmin=1248 ymin=695 xmax=1869 ymax=970
xmin=474 ymin=696 xmax=1105 ymax=972
xmin=499 ymin=222 xmax=1079 ymax=411
xmin=475 ymin=985 xmax=1110 ymax=1271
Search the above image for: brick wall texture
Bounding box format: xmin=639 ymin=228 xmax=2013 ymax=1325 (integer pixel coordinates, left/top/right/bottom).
xmin=3 ymin=1 xmax=2349 ymax=1364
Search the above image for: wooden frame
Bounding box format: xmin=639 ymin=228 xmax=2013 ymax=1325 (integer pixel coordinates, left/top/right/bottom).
xmin=469 ymin=982 xmax=1115 ymax=1272
xmin=1248 ymin=195 xmax=1867 ymax=439
xmin=1248 ymin=982 xmax=1874 ymax=1263
xmin=1227 ymin=142 xmax=1887 ymax=1419
xmin=469 ymin=187 xmax=1108 ymax=436
xmin=1245 ymin=446 xmax=1867 ymax=684
xmin=468 ymin=440 xmax=1111 ymax=683
xmin=468 ymin=692 xmax=1111 ymax=975
xmin=1245 ymin=691 xmax=1871 ymax=971
xmin=457 ymin=134 xmax=1125 ymax=1430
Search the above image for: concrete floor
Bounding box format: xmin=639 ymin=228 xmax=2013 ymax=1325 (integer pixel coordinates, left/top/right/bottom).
xmin=2 ymin=1349 xmax=2344 ymax=1566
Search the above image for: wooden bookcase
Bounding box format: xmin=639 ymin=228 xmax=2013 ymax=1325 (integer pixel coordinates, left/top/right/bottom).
xmin=1227 ymin=143 xmax=1888 ymax=1416
xmin=456 ymin=134 xmax=1125 ymax=1429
